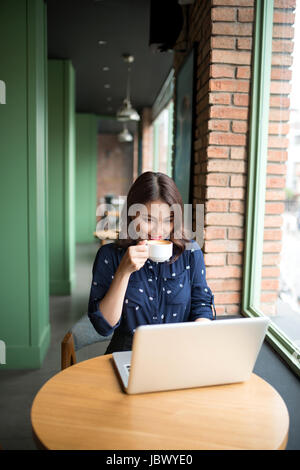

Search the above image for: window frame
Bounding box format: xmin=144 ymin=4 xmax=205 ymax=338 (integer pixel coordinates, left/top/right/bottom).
xmin=243 ymin=0 xmax=300 ymax=377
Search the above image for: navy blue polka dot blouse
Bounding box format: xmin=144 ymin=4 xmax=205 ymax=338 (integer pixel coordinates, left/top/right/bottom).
xmin=88 ymin=239 xmax=216 ymax=338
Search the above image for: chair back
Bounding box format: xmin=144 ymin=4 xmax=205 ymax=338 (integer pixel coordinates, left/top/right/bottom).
xmin=61 ymin=314 xmax=112 ymax=370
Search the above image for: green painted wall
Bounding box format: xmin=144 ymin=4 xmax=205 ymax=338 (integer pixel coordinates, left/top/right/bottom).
xmin=48 ymin=60 xmax=76 ymax=295
xmin=76 ymin=114 xmax=99 ymax=243
xmin=0 ymin=0 xmax=50 ymax=369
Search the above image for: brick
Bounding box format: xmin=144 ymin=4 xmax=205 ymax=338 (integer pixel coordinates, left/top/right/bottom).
xmin=230 ymin=174 xmax=246 ymax=187
xmin=227 ymin=253 xmax=243 ymax=265
xmin=207 ymin=187 xmax=245 ymax=199
xmin=206 ymin=200 xmax=229 ymax=212
xmin=215 ymin=292 xmax=241 ymax=304
xmin=236 ymin=66 xmax=251 ymax=79
xmin=205 ymin=212 xmax=244 ymax=226
xmin=262 ymin=254 xmax=281 ymax=265
xmin=210 ymin=106 xmax=248 ymax=120
xmin=272 ymin=40 xmax=294 ymax=53
xmin=262 ymin=266 xmax=280 ymax=277
xmin=265 ymin=189 xmax=285 ymax=201
xmin=215 ymin=305 xmax=226 ymax=315
xmin=267 ymin=163 xmax=287 ymax=175
xmin=268 ymin=109 xmax=290 ymax=121
xmin=266 ymin=177 xmax=286 ymax=189
xmin=205 ymin=227 xmax=226 ymax=240
xmin=209 ymin=132 xmax=247 ymax=146
xmin=210 ymin=79 xmax=250 ymax=92
xmin=238 ymin=8 xmax=254 ymax=22
xmin=208 ymin=120 xmax=231 ymax=131
xmin=263 ymin=241 xmax=282 ymax=253
xmin=271 ymin=68 xmax=292 ymax=80
xmin=204 ymin=253 xmax=226 ymax=266
xmin=268 ymin=124 xmax=289 ymax=136
xmin=260 ymin=292 xmax=278 ymax=302
xmin=229 ymin=200 xmax=244 ymax=213
xmin=212 ymin=0 xmax=254 ymax=5
xmin=210 ymin=64 xmax=235 ymax=78
xmin=273 ymin=25 xmax=294 ymax=39
xmin=206 ymin=266 xmax=242 ymax=279
xmin=265 ymin=202 xmax=285 ymax=214
xmin=261 ymin=279 xmax=280 ymax=290
xmin=211 ymin=36 xmax=236 ymax=49
xmin=274 ymin=0 xmax=296 ymax=7
xmin=271 ymin=54 xmax=293 ymax=67
xmin=209 ymin=279 xmax=242 ymax=292
xmin=205 ymin=240 xmax=244 ymax=253
xmin=270 ymin=81 xmax=292 ymax=94
xmin=270 ymin=96 xmax=290 ymax=108
xmin=233 ymin=94 xmax=249 ymax=106
xmin=228 ymin=227 xmax=244 ymax=239
xmin=237 ymin=38 xmax=252 ymax=50
xmin=273 ymin=11 xmax=295 ymax=24
xmin=207 ymin=173 xmax=229 ymax=186
xmin=231 ymin=147 xmax=247 ymax=159
xmin=209 ymin=93 xmax=232 ymax=105
xmin=232 ymin=121 xmax=248 ymax=133
xmin=264 ymin=215 xmax=283 ymax=227
xmin=212 ymin=22 xmax=253 ymax=36
xmin=211 ymin=7 xmax=236 ymax=21
xmin=226 ymin=304 xmax=242 ymax=314
xmin=263 ymin=230 xmax=282 ymax=241
xmin=207 ymin=146 xmax=229 ymax=158
xmin=268 ymin=137 xmax=289 ymax=150
xmin=211 ymin=50 xmax=251 ymax=65
xmin=207 ymin=159 xmax=246 ymax=173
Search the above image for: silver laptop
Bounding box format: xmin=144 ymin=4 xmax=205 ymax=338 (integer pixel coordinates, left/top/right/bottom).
xmin=112 ymin=317 xmax=270 ymax=395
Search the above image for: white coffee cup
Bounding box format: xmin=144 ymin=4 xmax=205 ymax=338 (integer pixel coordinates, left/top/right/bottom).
xmin=147 ymin=240 xmax=173 ymax=262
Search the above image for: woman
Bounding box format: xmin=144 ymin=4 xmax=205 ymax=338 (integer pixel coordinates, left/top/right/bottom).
xmin=88 ymin=171 xmax=216 ymax=354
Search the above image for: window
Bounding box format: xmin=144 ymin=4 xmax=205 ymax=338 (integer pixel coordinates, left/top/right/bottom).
xmin=152 ymin=100 xmax=174 ymax=176
xmin=243 ymin=0 xmax=300 ymax=376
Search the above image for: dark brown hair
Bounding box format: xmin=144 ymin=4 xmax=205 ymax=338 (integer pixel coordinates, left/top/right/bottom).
xmin=115 ymin=171 xmax=191 ymax=263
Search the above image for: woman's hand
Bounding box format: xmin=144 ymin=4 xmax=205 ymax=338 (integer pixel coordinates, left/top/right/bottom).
xmin=117 ymin=240 xmax=149 ymax=276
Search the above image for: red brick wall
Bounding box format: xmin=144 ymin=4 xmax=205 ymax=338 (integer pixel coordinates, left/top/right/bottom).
xmin=97 ymin=134 xmax=133 ymax=203
xmin=173 ymin=0 xmax=295 ymax=316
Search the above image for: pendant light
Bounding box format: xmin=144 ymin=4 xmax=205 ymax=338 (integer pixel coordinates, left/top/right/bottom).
xmin=116 ymin=54 xmax=140 ymax=122
xmin=118 ymin=123 xmax=133 ymax=142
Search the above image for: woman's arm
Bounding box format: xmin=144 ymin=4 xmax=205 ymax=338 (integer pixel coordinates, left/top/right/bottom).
xmin=98 ymin=267 xmax=131 ymax=327
xmin=189 ymin=242 xmax=216 ymax=321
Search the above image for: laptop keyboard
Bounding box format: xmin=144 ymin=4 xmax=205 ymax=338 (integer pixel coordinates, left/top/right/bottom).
xmin=124 ymin=364 xmax=131 ymax=375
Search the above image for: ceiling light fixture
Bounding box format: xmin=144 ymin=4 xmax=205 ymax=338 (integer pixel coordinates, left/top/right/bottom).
xmin=98 ymin=40 xmax=107 ymax=46
xmin=102 ymin=66 xmax=110 ymax=71
xmin=118 ymin=123 xmax=133 ymax=142
xmin=116 ymin=54 xmax=140 ymax=122
xmin=104 ymin=83 xmax=111 ymax=88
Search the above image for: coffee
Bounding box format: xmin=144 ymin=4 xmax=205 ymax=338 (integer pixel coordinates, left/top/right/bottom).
xmin=147 ymin=240 xmax=173 ymax=262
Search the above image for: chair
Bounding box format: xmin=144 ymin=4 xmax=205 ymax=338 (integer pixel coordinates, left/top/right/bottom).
xmin=61 ymin=314 xmax=112 ymax=370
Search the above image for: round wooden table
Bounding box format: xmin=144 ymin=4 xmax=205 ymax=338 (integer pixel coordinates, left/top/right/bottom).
xmin=31 ymin=355 xmax=289 ymax=450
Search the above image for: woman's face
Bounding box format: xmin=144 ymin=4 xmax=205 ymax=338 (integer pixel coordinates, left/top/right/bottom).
xmin=133 ymin=199 xmax=174 ymax=240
